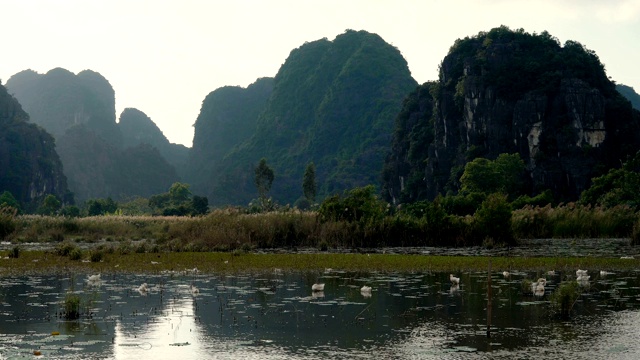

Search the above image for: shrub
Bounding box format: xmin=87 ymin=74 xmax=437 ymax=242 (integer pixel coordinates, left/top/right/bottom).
xmin=632 ymin=219 xmax=640 ymax=245
xmin=318 ymin=185 xmax=386 ymax=223
xmin=69 ymin=248 xmax=83 ymax=261
xmin=8 ymin=246 xmax=20 ymax=259
xmin=60 ymin=218 xmax=80 ymax=232
xmin=318 ymin=239 xmax=329 ymax=251
xmin=473 ymin=193 xmax=514 ymax=246
xmin=47 ymin=229 xmax=65 ymax=242
xmin=0 ymin=206 xmax=17 ymax=240
xmin=521 ymin=279 xmax=533 ymax=294
xmin=550 ymin=281 xmax=581 ymax=318
xmin=134 ymin=242 xmax=147 ymax=253
xmin=59 ymin=205 xmax=81 ymax=217
xmin=116 ymin=241 xmax=133 ymax=255
xmin=55 ymin=242 xmax=79 ymax=257
xmin=90 ymin=250 xmax=104 ymax=262
xmin=240 ymin=242 xmax=253 ymax=252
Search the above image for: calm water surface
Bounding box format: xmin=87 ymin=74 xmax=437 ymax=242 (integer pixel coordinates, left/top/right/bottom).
xmin=1 ymin=269 xmax=639 ymax=359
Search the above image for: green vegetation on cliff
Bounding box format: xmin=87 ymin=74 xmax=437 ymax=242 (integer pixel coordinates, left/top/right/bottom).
xmin=6 ymin=69 xmax=182 ymax=203
xmin=202 ymin=30 xmax=417 ymax=206
xmin=384 ymin=26 xmax=640 ymax=204
xmin=0 ymin=83 xmax=70 ymax=211
xmin=187 ymin=78 xmax=274 ymax=195
xmin=119 ymin=108 xmax=188 ymax=174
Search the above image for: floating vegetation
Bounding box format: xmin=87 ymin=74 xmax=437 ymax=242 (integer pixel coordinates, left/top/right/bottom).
xmin=0 ymin=269 xmax=639 ymax=358
xmin=1 ymin=250 xmax=639 ymax=276
xmin=550 ymin=280 xmax=581 ymax=318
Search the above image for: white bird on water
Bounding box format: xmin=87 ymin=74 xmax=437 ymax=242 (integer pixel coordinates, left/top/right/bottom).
xmin=360 ymin=285 xmax=372 ymax=297
xmin=450 ymin=274 xmax=460 ymax=285
xmin=528 ymin=278 xmax=546 ymax=297
xmin=137 ymin=283 xmax=149 ymax=294
xmin=88 ymin=274 xmax=101 ymax=282
xmin=502 ymin=271 xmax=510 ymax=278
xmin=312 ymin=283 xmax=325 ymax=292
xmin=576 ymin=269 xmax=588 ymax=277
xmin=576 ymin=269 xmax=590 ymax=282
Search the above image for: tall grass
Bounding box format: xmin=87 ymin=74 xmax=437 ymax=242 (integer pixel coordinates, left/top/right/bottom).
xmin=4 ymin=204 xmax=640 ymax=251
xmin=512 ymin=204 xmax=636 ymax=239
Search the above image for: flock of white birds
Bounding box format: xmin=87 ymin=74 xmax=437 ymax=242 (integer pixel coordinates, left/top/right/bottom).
xmin=83 ymin=268 xmax=612 ymax=301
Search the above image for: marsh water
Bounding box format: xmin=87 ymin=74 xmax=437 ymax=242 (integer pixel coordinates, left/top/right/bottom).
xmin=1 ymin=268 xmax=640 ymax=359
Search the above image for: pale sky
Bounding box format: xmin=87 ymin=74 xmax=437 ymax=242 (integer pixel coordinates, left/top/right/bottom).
xmin=2 ymin=0 xmax=639 ymax=147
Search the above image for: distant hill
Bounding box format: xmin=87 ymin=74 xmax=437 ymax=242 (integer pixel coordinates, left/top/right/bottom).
xmin=187 ymin=78 xmax=274 ymax=194
xmin=197 ymin=30 xmax=417 ymax=206
xmin=6 ymin=69 xmax=181 ymax=202
xmin=6 ymin=68 xmax=121 ymax=145
xmin=119 ymin=108 xmax=188 ymax=174
xmin=383 ymin=26 xmax=640 ymax=203
xmin=0 ymin=82 xmax=70 ymax=211
xmin=617 ymin=84 xmax=640 ymax=110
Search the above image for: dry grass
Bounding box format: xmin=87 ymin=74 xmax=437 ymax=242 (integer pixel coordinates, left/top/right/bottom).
xmin=4 ymin=205 xmax=640 ymax=252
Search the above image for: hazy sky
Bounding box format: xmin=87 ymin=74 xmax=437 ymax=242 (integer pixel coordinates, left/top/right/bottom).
xmin=3 ymin=0 xmax=639 ymax=147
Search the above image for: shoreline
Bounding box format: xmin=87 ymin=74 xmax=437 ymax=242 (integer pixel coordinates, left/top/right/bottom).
xmin=1 ymin=250 xmax=637 ymax=276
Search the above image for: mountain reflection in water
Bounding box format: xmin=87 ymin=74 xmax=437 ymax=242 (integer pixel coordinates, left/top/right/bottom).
xmin=0 ymin=269 xmax=639 ymax=359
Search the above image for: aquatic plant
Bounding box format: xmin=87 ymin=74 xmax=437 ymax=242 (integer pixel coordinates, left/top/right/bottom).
xmin=63 ymin=293 xmax=81 ymax=320
xmin=521 ymin=279 xmax=533 ymax=294
xmin=8 ymin=246 xmax=20 ymax=259
xmin=550 ymin=280 xmax=581 ymax=318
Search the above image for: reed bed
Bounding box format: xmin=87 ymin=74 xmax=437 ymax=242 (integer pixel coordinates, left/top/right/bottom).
xmin=4 ymin=204 xmax=640 ymax=252
xmin=512 ymin=204 xmax=637 ymax=239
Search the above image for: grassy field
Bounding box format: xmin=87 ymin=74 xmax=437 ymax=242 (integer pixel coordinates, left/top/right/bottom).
xmin=1 ymin=250 xmax=637 ymax=276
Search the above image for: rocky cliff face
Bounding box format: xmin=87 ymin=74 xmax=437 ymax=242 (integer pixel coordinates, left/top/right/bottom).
xmin=6 ymin=68 xmax=121 ymax=145
xmin=0 ymin=83 xmax=70 ymax=210
xmin=385 ymin=27 xmax=640 ymax=203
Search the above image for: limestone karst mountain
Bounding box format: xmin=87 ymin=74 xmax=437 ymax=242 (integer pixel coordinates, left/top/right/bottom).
xmin=0 ymin=82 xmax=70 ymax=211
xmin=190 ymin=30 xmax=417 ymax=206
xmin=383 ymin=26 xmax=640 ymax=204
xmin=6 ymin=69 xmax=180 ymax=202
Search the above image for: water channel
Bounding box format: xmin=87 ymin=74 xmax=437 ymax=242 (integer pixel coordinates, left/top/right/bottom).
xmin=1 ymin=267 xmax=639 ymax=359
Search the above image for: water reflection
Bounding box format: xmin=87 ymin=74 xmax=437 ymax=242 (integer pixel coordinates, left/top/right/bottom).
xmin=0 ymin=270 xmax=639 ymax=359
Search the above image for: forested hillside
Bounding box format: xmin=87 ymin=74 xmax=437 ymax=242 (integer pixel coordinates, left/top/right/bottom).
xmin=0 ymin=82 xmax=70 ymax=211
xmin=187 ymin=78 xmax=274 ymax=195
xmin=198 ymin=30 xmax=417 ymax=206
xmin=383 ymin=26 xmax=640 ymax=204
